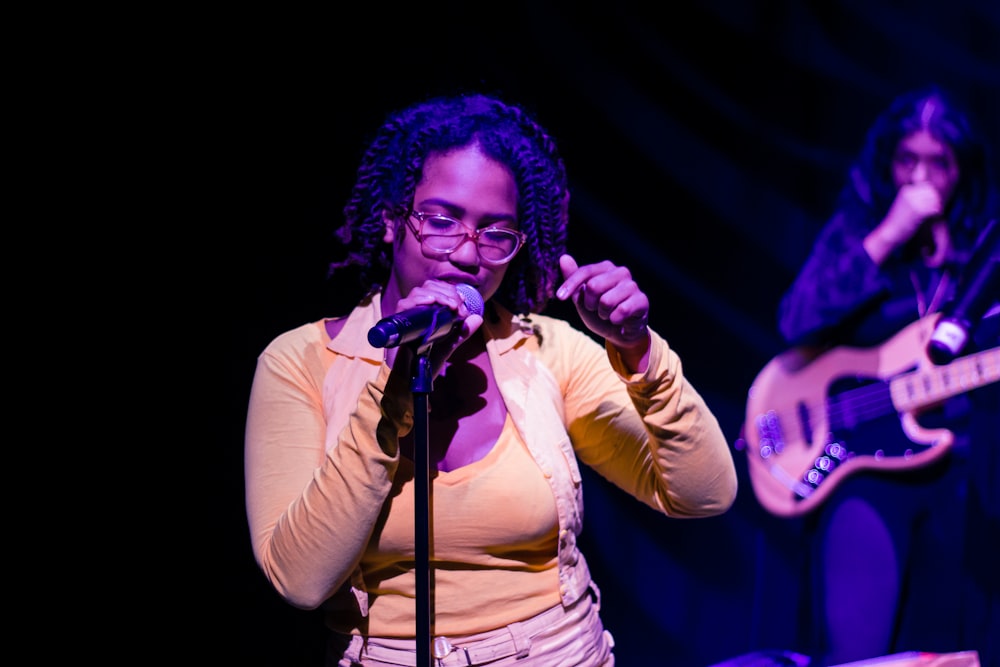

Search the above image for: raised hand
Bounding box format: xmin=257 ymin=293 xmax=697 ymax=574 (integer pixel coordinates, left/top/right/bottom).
xmin=865 ymin=182 xmax=944 ymax=264
xmin=882 ymin=182 xmax=943 ymax=245
xmin=557 ymin=254 xmax=650 ymax=372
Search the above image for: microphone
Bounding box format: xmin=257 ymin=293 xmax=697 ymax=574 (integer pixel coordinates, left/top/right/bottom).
xmin=368 ymin=283 xmax=485 ymax=349
xmin=927 ymin=219 xmax=1000 ymax=364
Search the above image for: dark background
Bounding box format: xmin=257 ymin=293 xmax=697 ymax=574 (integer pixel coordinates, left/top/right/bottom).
xmin=222 ymin=2 xmax=1000 ymax=665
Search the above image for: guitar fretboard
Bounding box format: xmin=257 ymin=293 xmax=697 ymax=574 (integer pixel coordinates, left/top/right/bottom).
xmin=890 ymin=348 xmax=1000 ymax=412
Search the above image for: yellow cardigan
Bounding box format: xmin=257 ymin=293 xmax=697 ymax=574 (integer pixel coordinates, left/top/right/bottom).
xmin=245 ymin=295 xmax=737 ymax=635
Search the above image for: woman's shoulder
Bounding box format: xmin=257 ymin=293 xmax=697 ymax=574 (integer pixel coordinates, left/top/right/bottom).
xmin=260 ymin=319 xmax=328 ymax=356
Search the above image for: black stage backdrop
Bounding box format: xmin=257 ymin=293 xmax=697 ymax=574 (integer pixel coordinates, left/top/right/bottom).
xmin=219 ymin=2 xmax=1000 ymax=665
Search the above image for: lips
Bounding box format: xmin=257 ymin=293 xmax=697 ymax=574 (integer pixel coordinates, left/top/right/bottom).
xmin=437 ymin=276 xmax=479 ymax=288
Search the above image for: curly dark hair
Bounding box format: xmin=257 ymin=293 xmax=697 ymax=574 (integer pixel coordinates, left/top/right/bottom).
xmin=328 ymin=92 xmax=570 ymax=315
xmin=845 ymin=83 xmax=999 ymax=258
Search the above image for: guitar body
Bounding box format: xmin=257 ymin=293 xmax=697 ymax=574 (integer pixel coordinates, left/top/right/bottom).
xmin=744 ymin=314 xmax=1000 ymax=517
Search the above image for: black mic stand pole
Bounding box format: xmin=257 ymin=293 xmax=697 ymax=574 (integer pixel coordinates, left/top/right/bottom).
xmin=409 ymin=344 xmax=434 ymax=667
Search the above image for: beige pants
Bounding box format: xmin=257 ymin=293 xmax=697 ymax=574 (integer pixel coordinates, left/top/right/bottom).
xmin=329 ymin=583 xmax=615 ymax=667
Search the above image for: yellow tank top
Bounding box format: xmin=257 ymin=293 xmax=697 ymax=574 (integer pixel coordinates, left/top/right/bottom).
xmin=347 ymin=413 xmax=562 ymax=636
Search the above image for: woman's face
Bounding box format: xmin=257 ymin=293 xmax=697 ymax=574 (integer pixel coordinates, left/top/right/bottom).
xmin=385 ymin=145 xmax=520 ymax=303
xmin=892 ymin=129 xmax=960 ymax=204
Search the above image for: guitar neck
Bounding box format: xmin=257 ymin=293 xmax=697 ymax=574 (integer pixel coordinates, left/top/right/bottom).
xmin=890 ymin=347 xmax=1000 ymax=412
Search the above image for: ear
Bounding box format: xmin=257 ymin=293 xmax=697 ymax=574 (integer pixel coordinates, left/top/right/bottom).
xmin=383 ymin=212 xmax=396 ymax=243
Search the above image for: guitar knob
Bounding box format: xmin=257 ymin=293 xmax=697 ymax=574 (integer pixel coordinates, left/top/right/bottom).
xmin=825 ymin=442 xmax=849 ymax=461
xmin=759 ymin=440 xmax=773 ymax=458
xmin=814 ymin=456 xmax=834 ymax=473
xmin=804 ymin=469 xmax=824 ymax=487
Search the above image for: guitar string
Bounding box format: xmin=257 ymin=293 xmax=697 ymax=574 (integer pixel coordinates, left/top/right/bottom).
xmin=825 ymin=383 xmax=893 ymax=429
xmin=758 ymin=349 xmax=999 ymax=511
xmin=800 ymin=269 xmax=950 ymax=436
xmin=765 ymin=270 xmax=949 ymax=447
xmin=779 ymin=384 xmax=893 ymax=451
xmin=797 ymin=348 xmax=1000 ymax=440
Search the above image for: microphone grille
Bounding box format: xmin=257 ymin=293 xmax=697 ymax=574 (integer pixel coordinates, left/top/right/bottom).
xmin=456 ymin=284 xmax=485 ymax=316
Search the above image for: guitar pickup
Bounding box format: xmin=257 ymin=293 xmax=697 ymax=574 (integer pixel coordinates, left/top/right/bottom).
xmin=755 ymin=411 xmax=784 ymax=456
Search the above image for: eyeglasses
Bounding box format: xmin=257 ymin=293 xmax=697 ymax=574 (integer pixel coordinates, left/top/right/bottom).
xmin=404 ymin=211 xmax=527 ymax=265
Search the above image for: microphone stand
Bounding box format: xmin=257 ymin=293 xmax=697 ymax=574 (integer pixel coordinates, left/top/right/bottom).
xmin=409 ymin=344 xmax=435 ymax=667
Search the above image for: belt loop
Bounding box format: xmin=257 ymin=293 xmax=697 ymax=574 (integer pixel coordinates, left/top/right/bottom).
xmin=506 ymin=621 xmax=531 ymax=659
xmin=346 ymin=634 xmax=365 ymax=663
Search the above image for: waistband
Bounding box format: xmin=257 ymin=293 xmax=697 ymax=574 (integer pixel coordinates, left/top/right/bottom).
xmin=337 ymin=594 xmax=587 ymax=666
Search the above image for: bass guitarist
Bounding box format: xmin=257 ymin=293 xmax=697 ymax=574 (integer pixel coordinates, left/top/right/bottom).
xmin=772 ymin=85 xmax=999 ymax=666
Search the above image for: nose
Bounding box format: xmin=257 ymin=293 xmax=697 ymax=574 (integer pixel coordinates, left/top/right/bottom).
xmin=910 ymin=160 xmax=929 ymax=183
xmin=450 ymin=233 xmax=481 ymax=266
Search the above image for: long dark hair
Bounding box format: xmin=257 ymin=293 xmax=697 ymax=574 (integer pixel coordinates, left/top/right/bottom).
xmin=845 ymin=83 xmax=998 ymax=257
xmin=328 ymin=93 xmax=570 ymax=315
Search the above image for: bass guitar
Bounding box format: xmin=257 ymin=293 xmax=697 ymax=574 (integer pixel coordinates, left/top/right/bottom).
xmin=742 ymin=314 xmax=999 ymax=517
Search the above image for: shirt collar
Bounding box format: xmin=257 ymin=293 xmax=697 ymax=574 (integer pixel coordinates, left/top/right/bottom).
xmin=326 ymin=292 xmax=385 ymax=362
